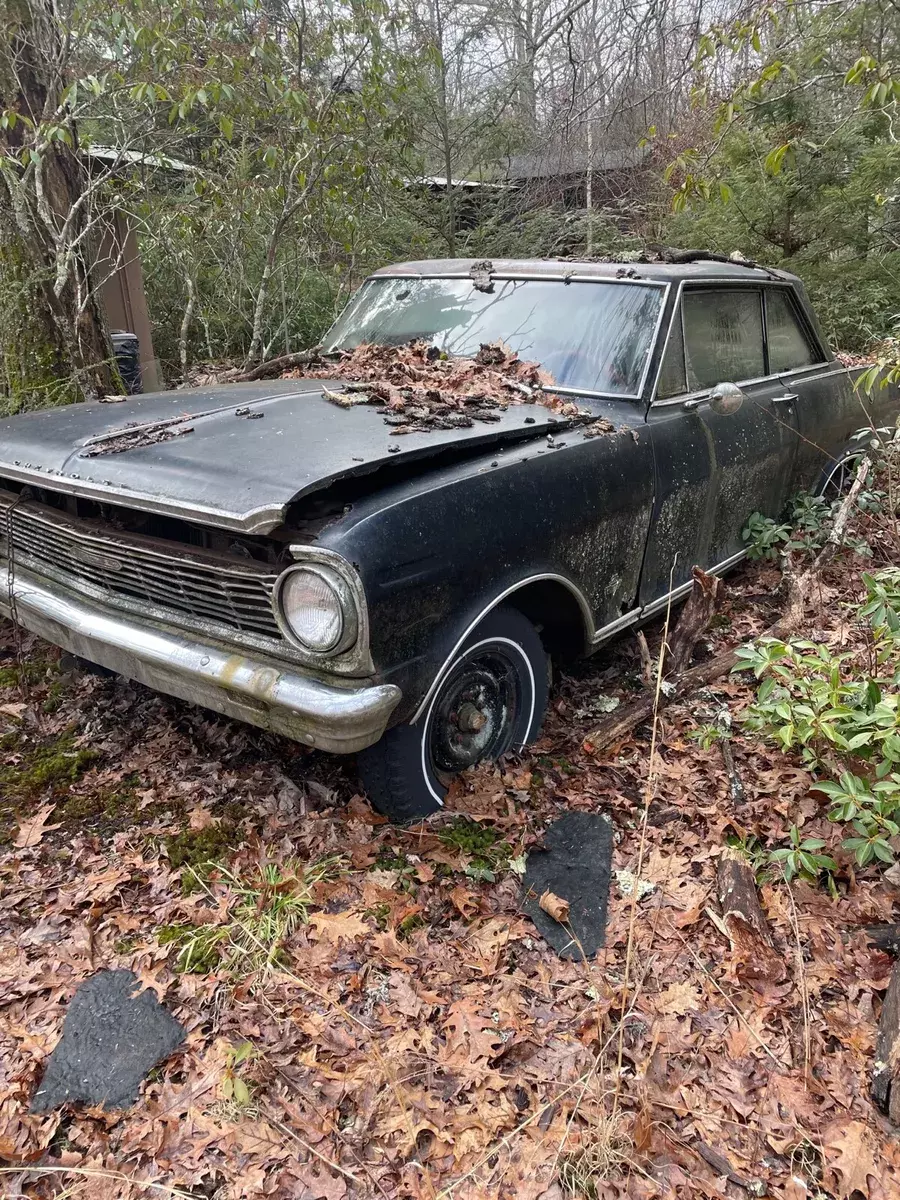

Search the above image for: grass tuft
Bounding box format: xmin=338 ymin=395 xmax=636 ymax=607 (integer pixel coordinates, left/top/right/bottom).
xmin=558 ymin=1115 xmax=634 ymax=1196
xmin=160 ymin=856 xmax=344 ymax=975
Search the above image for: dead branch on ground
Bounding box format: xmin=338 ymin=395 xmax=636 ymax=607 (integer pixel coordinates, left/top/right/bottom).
xmin=717 ymin=845 xmax=786 ymax=985
xmin=225 ymin=349 xmax=321 ymax=382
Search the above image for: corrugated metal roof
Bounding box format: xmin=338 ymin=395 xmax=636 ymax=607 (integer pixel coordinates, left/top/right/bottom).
xmin=83 ymin=145 xmax=194 ymax=173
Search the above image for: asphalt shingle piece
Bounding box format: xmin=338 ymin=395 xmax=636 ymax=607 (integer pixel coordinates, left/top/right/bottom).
xmin=520 ymin=811 xmax=612 ymax=961
xmin=31 ymin=969 xmax=185 ymax=1112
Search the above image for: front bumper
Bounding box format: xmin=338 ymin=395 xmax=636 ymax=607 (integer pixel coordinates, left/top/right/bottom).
xmin=0 ymin=569 xmax=401 ymax=754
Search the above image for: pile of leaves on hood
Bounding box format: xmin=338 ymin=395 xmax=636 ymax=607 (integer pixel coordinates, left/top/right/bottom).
xmin=3 ymin=541 xmax=900 ymax=1196
xmin=294 ymin=340 xmax=595 ymax=434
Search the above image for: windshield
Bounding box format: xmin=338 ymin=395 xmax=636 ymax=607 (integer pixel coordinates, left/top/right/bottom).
xmin=323 ymin=276 xmax=663 ymax=397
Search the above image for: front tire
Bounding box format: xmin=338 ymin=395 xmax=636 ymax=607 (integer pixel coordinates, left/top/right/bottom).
xmin=358 ymin=606 xmax=548 ymax=822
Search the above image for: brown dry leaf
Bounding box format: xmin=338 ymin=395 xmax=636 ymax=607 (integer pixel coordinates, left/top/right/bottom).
xmin=308 ymin=910 xmax=370 ymax=944
xmin=466 ymin=916 xmax=510 ymax=975
xmin=448 ymin=883 xmax=481 ymax=918
xmin=441 ymin=999 xmax=507 ymax=1067
xmin=188 ymin=805 xmax=215 ymax=831
xmin=652 ymin=981 xmax=703 ymax=1016
xmin=822 ymin=1119 xmax=878 ymax=1199
xmin=538 ymin=889 xmax=569 ymax=923
xmin=291 ymin=1163 xmax=348 ymax=1199
xmin=13 ymin=804 xmax=59 ymax=849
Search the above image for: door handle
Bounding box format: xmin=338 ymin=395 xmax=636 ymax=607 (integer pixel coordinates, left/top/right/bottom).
xmin=772 ymin=393 xmax=798 ymax=406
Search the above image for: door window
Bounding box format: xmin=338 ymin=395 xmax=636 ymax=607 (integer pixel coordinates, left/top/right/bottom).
xmin=682 ymin=290 xmax=765 ymax=389
xmin=765 ymin=289 xmax=817 ymax=372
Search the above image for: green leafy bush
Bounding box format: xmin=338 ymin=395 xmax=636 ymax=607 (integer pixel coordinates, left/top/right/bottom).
xmin=742 ymin=485 xmax=875 ymax=562
xmin=770 ymin=825 xmax=837 ymax=882
xmin=742 ymin=511 xmax=792 ymax=560
xmin=736 ymin=568 xmax=900 ymax=868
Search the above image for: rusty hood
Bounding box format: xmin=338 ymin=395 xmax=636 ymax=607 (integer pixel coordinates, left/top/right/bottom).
xmin=0 ymin=379 xmax=558 ymax=533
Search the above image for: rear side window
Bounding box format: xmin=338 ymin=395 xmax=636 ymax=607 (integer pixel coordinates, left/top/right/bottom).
xmin=766 ymin=289 xmax=817 ymax=372
xmin=682 ymin=290 xmax=765 ymax=389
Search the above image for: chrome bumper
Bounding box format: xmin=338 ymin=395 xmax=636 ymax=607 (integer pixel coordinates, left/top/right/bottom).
xmin=0 ymin=569 xmax=401 ymax=754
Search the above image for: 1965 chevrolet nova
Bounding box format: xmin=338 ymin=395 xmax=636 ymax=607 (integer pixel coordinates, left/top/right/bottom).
xmin=0 ymin=258 xmax=894 ymax=819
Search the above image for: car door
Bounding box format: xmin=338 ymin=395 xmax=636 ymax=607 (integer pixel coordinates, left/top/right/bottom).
xmin=763 ymin=284 xmax=872 ymax=492
xmin=640 ymin=283 xmax=799 ymax=608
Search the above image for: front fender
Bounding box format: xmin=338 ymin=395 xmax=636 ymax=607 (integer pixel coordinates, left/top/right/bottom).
xmin=319 ymin=416 xmax=654 ymax=724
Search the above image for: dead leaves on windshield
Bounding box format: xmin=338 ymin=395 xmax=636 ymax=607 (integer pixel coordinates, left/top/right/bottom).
xmin=304 ymin=339 xmax=579 ymax=434
xmin=3 ymin=558 xmax=900 ymax=1198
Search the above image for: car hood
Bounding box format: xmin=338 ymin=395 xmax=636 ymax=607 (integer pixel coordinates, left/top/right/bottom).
xmin=0 ymin=379 xmax=559 ymax=533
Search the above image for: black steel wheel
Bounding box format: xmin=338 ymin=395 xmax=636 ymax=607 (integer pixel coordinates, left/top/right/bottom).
xmin=358 ymin=605 xmax=548 ymax=822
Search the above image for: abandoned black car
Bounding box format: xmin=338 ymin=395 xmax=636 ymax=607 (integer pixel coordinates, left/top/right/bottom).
xmin=0 ymin=258 xmax=893 ymax=819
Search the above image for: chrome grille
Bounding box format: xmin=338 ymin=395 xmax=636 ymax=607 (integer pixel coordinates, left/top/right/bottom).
xmin=0 ymin=492 xmax=282 ymax=642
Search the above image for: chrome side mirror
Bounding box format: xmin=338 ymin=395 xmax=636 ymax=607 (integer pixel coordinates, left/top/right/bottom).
xmin=709 ymin=382 xmax=745 ymax=416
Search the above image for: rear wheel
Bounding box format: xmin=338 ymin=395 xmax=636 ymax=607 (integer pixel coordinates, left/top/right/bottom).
xmin=358 ymin=606 xmax=548 ymax=822
xmin=821 ymin=453 xmax=863 ymax=499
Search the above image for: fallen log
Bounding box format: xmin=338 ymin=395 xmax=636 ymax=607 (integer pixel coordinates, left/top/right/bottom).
xmin=717 ymin=846 xmax=786 ymax=985
xmin=865 ymin=924 xmax=900 ymax=957
xmin=720 ymin=738 xmax=745 ymax=805
xmin=665 ymin=567 xmax=723 ymax=676
xmin=873 ymin=960 xmax=900 ymax=1123
xmin=583 ymin=460 xmax=870 ymax=755
xmin=718 ymin=846 xmax=774 ymax=950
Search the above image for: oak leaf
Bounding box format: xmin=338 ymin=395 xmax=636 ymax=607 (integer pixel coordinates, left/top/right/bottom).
xmin=823 ymin=1119 xmax=878 ymax=1199
xmin=308 ymin=910 xmax=370 ymax=944
xmin=441 ymin=999 xmax=507 ymax=1067
xmin=14 ymin=804 xmax=59 ymax=849
xmin=653 ymin=981 xmax=702 ymax=1016
xmin=466 ymin=917 xmax=510 ymax=975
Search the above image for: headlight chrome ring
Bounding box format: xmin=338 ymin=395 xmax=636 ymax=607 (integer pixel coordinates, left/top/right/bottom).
xmin=274 ymin=563 xmax=359 ymax=655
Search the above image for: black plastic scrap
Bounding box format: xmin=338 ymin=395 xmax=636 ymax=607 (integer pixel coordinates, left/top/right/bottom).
xmin=520 ymin=811 xmax=613 ymax=961
xmin=31 ymin=969 xmax=185 ymax=1112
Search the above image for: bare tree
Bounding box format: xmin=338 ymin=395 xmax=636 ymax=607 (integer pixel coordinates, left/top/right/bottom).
xmin=0 ymin=0 xmax=116 ymax=403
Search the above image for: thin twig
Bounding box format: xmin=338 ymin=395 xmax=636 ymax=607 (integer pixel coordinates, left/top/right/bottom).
xmin=0 ymin=1166 xmax=194 ymax=1198
xmin=611 ymin=563 xmax=677 ymax=1118
xmin=785 ymin=883 xmax=811 ymax=1074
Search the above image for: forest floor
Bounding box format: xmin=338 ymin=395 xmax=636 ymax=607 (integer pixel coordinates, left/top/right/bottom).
xmin=0 ymin=549 xmax=899 ymax=1200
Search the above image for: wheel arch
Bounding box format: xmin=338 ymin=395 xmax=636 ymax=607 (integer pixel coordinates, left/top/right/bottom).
xmin=818 ymin=444 xmax=866 ymax=495
xmin=410 ymin=573 xmax=593 ymax=724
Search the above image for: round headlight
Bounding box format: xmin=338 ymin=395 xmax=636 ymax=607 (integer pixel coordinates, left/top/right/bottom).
xmin=278 ymin=566 xmax=347 ymax=652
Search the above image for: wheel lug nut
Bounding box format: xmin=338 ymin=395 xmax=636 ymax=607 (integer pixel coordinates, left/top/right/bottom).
xmin=457 ymin=702 xmax=487 ymax=733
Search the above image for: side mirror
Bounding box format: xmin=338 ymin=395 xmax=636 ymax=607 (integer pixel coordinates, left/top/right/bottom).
xmin=709 ymin=382 xmax=745 ymax=416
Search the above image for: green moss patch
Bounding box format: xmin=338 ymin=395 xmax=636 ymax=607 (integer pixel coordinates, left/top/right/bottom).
xmin=0 ymin=660 xmax=54 ymax=690
xmin=0 ymin=732 xmax=99 ymax=801
xmin=156 ymin=923 xmax=222 ymax=973
xmin=166 ymin=821 xmax=239 ymax=873
xmin=439 ymin=817 xmax=512 ymax=881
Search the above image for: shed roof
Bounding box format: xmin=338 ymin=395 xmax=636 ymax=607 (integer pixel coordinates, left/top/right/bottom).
xmin=503 ymin=145 xmax=649 ymax=181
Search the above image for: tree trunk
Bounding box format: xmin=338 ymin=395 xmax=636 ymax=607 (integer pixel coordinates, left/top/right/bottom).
xmin=0 ymin=0 xmax=116 ymax=408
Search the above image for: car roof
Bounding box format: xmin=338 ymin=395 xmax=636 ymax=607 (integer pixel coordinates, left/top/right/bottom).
xmin=369 ymin=257 xmax=797 ymax=285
